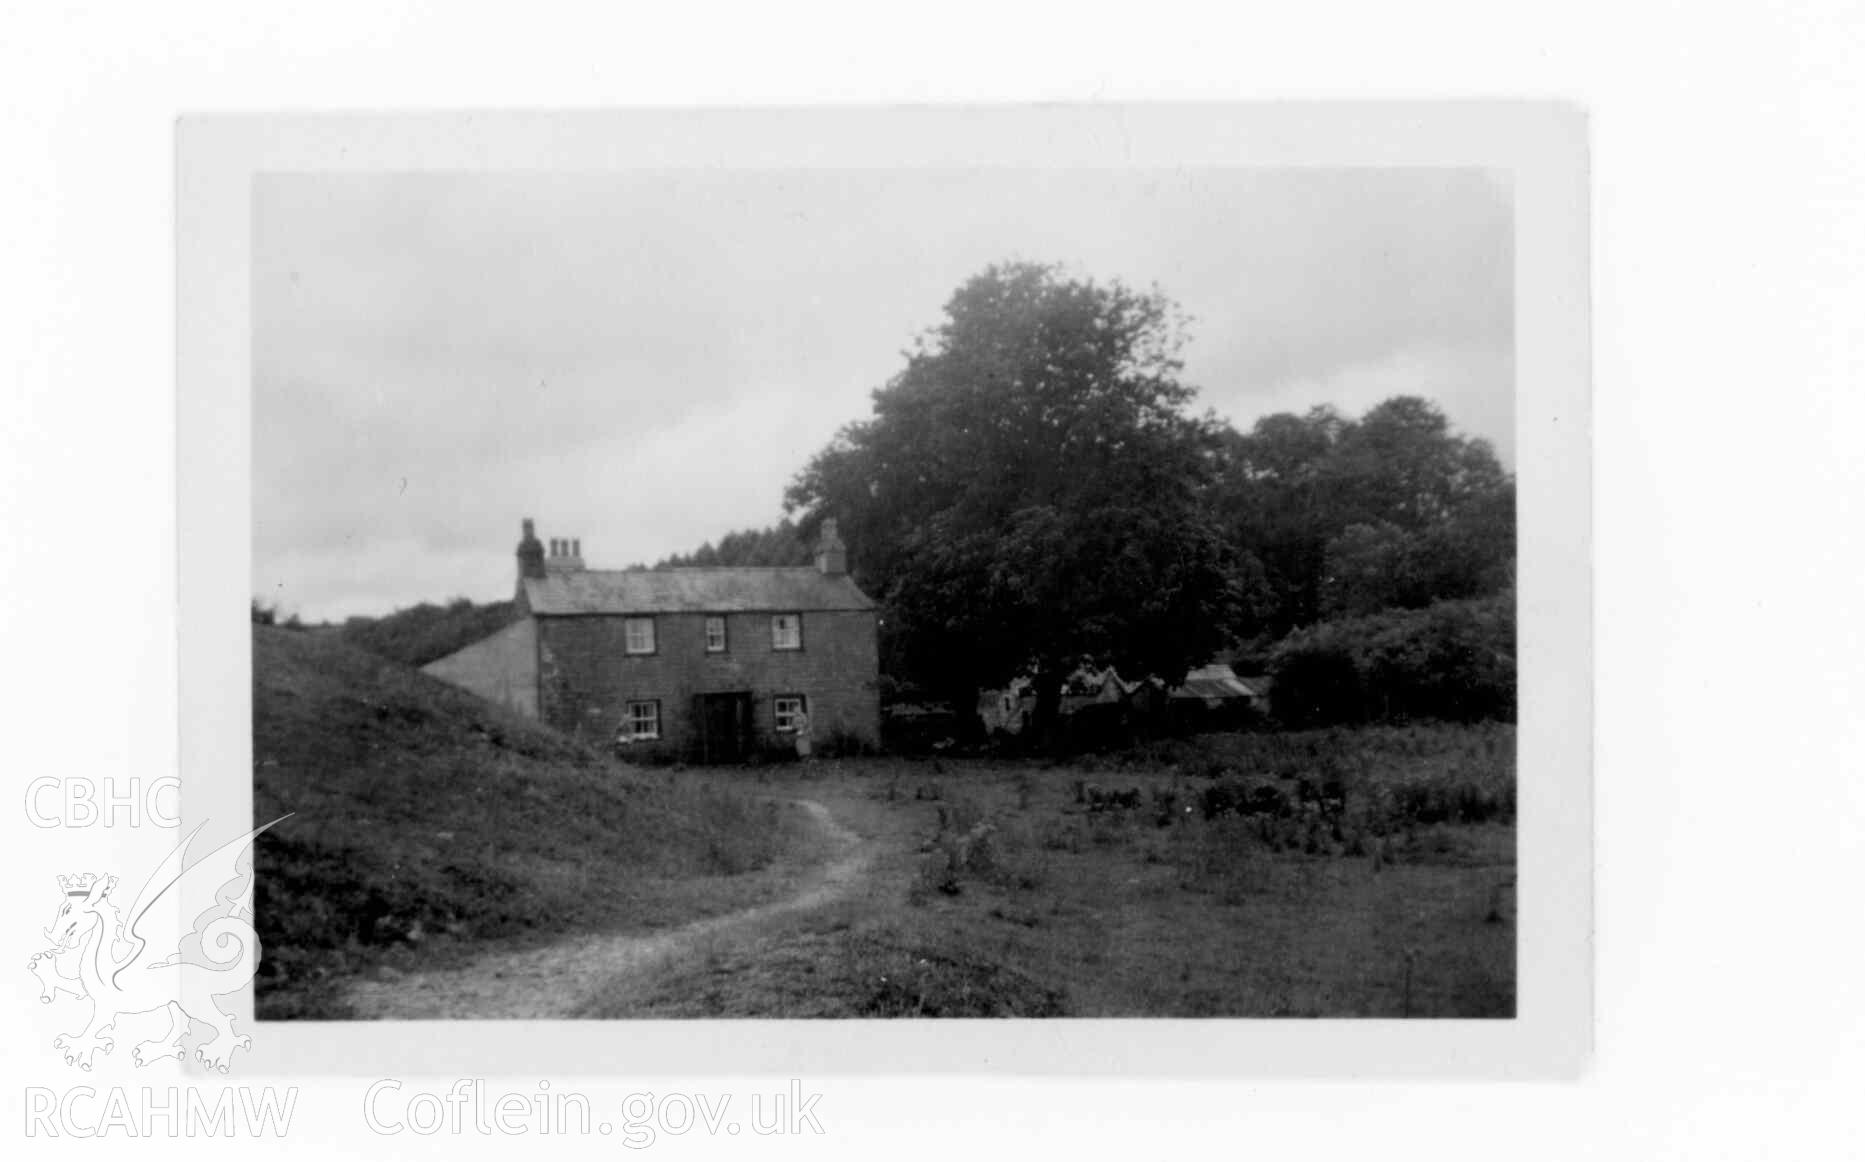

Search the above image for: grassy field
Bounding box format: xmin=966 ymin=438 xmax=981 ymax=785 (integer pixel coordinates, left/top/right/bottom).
xmin=254 ymin=626 xmax=1513 ymax=1019
xmin=251 ymin=627 xmax=818 ymax=1018
xmin=586 ymin=724 xmax=1516 ymax=1019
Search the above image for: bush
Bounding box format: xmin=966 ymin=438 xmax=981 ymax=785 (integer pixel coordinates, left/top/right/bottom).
xmin=1269 ymin=593 xmax=1514 ymax=726
xmin=1388 ymin=776 xmax=1515 ymax=825
xmin=817 ymin=727 xmax=878 ymax=759
xmin=1059 ymin=702 xmax=1134 ymax=753
xmin=880 ymin=706 xmax=965 ymax=754
xmin=1088 ymin=723 xmax=1516 ymax=841
xmin=250 ymin=599 xmax=306 ymax=629
xmin=340 ymin=598 xmax=518 ymax=668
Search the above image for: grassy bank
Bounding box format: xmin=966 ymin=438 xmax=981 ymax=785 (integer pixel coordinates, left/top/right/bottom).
xmin=251 ymin=626 xmax=815 ymax=1018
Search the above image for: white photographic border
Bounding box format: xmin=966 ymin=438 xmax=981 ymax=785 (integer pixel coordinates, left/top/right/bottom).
xmin=180 ymin=103 xmax=1590 ymax=1078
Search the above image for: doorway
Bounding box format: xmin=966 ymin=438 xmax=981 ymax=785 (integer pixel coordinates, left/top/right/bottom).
xmin=693 ymin=691 xmax=754 ymax=764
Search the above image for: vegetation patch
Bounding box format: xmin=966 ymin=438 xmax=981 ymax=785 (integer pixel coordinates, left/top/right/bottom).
xmin=604 ymin=726 xmax=1513 ymax=1019
xmin=252 ymin=626 xmax=813 ymax=1018
xmin=334 ymin=596 xmax=519 ymax=668
xmin=1269 ymin=595 xmax=1516 ymax=726
xmin=852 ymin=938 xmax=1068 ymax=1018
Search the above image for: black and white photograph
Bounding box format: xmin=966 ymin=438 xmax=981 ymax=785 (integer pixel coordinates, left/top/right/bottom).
xmin=249 ymin=163 xmax=1521 ymax=1021
xmin=17 ymin=2 xmax=1865 ymax=1157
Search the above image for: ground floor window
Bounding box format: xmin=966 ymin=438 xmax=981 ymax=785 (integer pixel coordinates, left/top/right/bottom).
xmin=622 ymin=699 xmax=661 ymax=741
xmin=774 ymin=694 xmax=807 ymax=733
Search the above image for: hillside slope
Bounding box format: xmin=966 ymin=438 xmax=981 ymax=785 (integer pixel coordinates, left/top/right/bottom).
xmin=336 ymin=597 xmax=517 ymax=667
xmin=252 ymin=626 xmax=812 ymax=1018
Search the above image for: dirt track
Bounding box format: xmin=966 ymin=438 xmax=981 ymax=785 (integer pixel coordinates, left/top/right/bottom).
xmin=344 ymin=799 xmax=872 ymax=1020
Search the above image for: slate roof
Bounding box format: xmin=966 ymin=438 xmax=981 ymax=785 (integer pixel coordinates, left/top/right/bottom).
xmin=521 ymin=568 xmax=877 ymax=616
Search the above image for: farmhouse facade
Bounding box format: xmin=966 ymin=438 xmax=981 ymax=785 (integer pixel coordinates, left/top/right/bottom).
xmin=422 ymin=518 xmax=881 ymax=761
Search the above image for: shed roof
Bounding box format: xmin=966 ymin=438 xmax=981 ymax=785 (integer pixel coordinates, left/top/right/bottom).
xmin=522 ymin=568 xmax=876 ymax=616
xmin=1169 ymin=662 xmax=1259 ymax=702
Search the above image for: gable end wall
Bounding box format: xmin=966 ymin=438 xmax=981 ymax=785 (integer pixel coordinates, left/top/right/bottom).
xmin=419 ymin=616 xmax=539 ymax=718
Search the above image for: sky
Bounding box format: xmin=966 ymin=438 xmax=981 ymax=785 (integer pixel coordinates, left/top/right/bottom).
xmin=254 ymin=168 xmax=1512 ymax=622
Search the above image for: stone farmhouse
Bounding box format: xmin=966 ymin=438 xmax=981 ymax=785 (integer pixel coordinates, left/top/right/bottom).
xmin=422 ymin=518 xmax=881 ymax=761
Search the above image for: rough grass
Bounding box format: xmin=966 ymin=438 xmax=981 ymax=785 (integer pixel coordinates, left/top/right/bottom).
xmin=601 ymin=727 xmax=1515 ymax=1019
xmin=604 ymin=910 xmax=1068 ymax=1018
xmin=251 ymin=626 xmax=813 ymax=1018
xmin=1081 ymin=722 xmax=1517 ymax=826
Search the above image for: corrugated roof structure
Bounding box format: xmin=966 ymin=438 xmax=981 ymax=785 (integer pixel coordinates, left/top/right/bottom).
xmin=1169 ymin=662 xmax=1259 ymax=703
xmin=521 ymin=568 xmax=877 ymax=616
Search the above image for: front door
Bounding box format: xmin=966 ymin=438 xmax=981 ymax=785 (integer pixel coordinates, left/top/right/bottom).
xmin=694 ymin=691 xmax=752 ymax=764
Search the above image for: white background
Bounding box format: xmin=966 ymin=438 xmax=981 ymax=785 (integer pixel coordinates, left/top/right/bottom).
xmin=3 ymin=2 xmax=1862 ymax=1159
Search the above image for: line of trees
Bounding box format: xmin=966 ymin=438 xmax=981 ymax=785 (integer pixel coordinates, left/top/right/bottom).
xmin=627 ymin=518 xmax=812 ymax=570
xmin=780 ymin=261 xmax=1515 ymax=734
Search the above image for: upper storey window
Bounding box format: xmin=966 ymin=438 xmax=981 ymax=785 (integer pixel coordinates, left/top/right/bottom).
xmin=623 ymin=617 xmax=656 ymax=655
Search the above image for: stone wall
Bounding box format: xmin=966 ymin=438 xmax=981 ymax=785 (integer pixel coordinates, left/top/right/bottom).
xmin=535 ymin=609 xmax=880 ymax=757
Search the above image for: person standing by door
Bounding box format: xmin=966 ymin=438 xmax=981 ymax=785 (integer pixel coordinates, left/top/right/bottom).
xmin=793 ymin=705 xmax=813 ymax=763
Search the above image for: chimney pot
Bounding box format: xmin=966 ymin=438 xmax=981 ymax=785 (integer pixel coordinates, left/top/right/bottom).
xmin=541 ymin=534 xmax=586 ymax=573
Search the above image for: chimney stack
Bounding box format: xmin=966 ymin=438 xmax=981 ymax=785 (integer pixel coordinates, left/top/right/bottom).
xmin=815 ymin=517 xmax=847 ymax=577
xmin=545 ymin=533 xmax=585 ymax=573
xmin=517 ymin=518 xmax=546 ymax=582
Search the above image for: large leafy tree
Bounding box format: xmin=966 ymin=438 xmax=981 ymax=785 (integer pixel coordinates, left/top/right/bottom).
xmin=786 ymin=262 xmax=1242 ymax=733
xmin=1215 ymin=406 xmax=1348 ymax=633
xmin=1216 ymin=396 xmax=1514 ymax=635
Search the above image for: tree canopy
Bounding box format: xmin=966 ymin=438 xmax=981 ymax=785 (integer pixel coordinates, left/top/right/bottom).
xmin=629 ymin=519 xmax=812 ymax=571
xmin=1214 ymin=397 xmax=1513 ymax=636
xmin=786 ymin=262 xmax=1242 ymax=724
xmin=644 ymin=260 xmax=1516 ymax=729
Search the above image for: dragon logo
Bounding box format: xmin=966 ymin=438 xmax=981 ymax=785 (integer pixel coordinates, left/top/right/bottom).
xmin=28 ymin=818 xmax=287 ymax=1073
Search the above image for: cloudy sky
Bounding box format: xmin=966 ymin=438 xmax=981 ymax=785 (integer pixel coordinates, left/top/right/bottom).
xmin=254 ymin=168 xmax=1511 ymax=622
